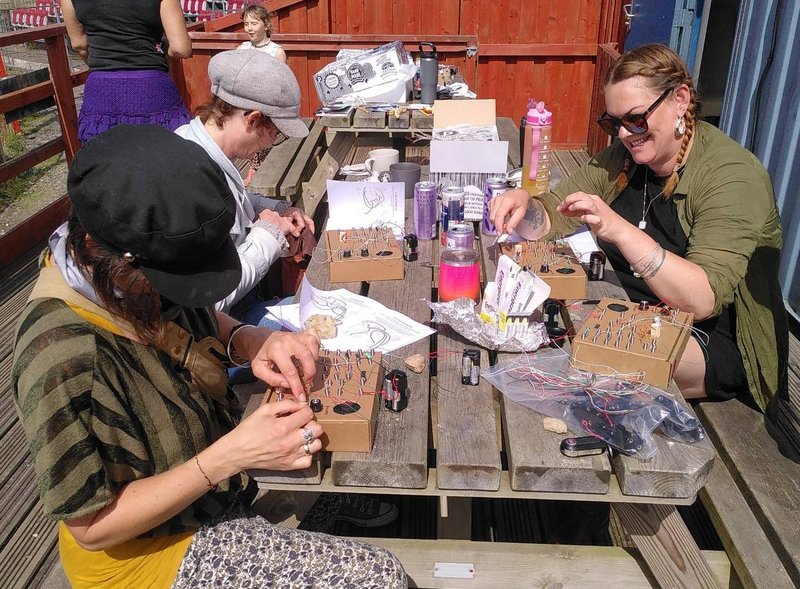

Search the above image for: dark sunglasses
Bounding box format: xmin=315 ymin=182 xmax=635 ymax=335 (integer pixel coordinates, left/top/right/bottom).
xmin=596 ymin=87 xmax=674 ymax=136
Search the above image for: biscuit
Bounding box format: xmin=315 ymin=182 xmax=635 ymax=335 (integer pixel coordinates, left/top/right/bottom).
xmin=304 ymin=314 xmax=340 ymax=339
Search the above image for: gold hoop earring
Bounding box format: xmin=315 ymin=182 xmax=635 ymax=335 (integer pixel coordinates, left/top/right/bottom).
xmin=675 ymin=115 xmax=686 ymax=137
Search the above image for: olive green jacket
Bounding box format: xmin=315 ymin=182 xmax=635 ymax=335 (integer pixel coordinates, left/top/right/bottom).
xmin=540 ymin=121 xmax=788 ymax=411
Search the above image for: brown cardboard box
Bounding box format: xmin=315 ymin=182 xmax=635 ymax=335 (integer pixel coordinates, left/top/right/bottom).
xmin=326 ymin=229 xmax=404 ymax=283
xmin=260 ymin=351 xmax=385 ymax=452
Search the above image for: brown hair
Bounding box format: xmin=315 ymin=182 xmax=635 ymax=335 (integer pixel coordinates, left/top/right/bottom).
xmin=195 ymin=95 xmax=239 ymax=129
xmin=605 ymin=43 xmax=699 ymax=198
xmin=67 ymin=212 xmax=166 ymax=345
xmin=241 ymin=4 xmax=272 ymax=36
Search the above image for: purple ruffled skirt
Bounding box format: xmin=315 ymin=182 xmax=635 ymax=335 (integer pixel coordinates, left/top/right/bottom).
xmin=78 ymin=70 xmax=191 ymax=143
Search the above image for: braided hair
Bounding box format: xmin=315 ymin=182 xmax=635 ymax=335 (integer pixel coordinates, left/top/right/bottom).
xmin=605 ymin=44 xmax=698 ymax=198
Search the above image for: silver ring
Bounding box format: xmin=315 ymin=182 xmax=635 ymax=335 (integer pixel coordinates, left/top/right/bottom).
xmin=303 ymin=443 xmax=312 ymax=455
xmin=302 ymin=427 xmax=314 ymax=444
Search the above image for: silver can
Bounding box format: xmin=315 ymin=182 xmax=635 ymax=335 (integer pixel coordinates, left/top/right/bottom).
xmin=482 ymin=176 xmax=507 ymax=235
xmin=445 ymin=222 xmax=474 ymax=250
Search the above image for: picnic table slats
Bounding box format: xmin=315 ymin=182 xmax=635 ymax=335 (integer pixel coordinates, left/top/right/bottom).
xmin=299 ymin=132 xmax=357 ymax=219
xmin=248 ymin=119 xmax=315 ymax=198
xmin=434 ymin=336 xmax=501 ymax=490
xmin=329 ymin=200 xmax=432 ymax=488
xmin=480 ymin=238 xmax=612 ymax=493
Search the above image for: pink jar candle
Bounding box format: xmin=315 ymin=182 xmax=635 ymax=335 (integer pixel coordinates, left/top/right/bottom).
xmin=439 ymin=248 xmax=480 ymax=302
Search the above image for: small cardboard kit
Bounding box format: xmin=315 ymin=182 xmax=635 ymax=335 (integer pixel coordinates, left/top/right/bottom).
xmin=313 ymin=41 xmax=415 ymax=105
xmin=244 ymin=351 xmax=385 ymax=453
xmin=429 ymin=99 xmax=509 ymax=205
xmin=325 ymin=228 xmax=404 ymax=283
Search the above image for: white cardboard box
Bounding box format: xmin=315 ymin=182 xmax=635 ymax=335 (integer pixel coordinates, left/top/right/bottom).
xmin=429 ymin=99 xmax=509 ymax=190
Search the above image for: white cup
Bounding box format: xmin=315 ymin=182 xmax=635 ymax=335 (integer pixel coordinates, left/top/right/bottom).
xmin=364 ymin=148 xmax=400 ymax=174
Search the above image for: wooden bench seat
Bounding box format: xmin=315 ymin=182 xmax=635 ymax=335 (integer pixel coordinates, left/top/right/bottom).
xmin=697 ymin=341 xmax=800 ymax=589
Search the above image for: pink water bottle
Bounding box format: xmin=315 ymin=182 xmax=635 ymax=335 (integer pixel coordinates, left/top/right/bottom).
xmin=521 ymin=101 xmax=553 ymax=196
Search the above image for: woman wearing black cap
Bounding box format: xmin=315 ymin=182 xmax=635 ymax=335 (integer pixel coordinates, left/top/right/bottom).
xmin=11 ymin=126 xmax=406 ymax=588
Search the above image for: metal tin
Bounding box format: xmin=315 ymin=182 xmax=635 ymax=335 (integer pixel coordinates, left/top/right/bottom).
xmin=445 ymin=223 xmax=474 ymax=250
xmin=588 ymin=251 xmax=606 ymax=281
xmin=413 ymin=181 xmax=438 ymax=240
xmin=482 ymin=177 xmax=507 ymax=235
xmin=439 ymin=248 xmax=480 ymax=302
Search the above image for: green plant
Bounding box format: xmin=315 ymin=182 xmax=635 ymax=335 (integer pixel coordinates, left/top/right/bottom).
xmin=0 ymin=127 xmax=49 ymax=210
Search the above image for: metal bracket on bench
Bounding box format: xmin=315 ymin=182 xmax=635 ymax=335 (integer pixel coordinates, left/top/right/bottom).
xmin=433 ymin=562 xmax=474 ymax=579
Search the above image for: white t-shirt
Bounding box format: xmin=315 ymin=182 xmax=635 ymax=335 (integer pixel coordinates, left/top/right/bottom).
xmin=238 ymin=39 xmax=282 ymax=58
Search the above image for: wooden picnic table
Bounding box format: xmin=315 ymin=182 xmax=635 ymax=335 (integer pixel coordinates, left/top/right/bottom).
xmin=241 ymin=119 xmax=728 ymax=588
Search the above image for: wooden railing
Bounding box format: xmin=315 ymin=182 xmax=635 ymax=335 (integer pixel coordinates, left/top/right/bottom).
xmin=0 ymin=23 xmax=82 ymax=268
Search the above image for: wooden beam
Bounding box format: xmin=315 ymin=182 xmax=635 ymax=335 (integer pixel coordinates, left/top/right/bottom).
xmin=0 ymin=195 xmax=69 ymax=270
xmin=189 ymin=32 xmax=477 ymax=53
xmin=477 ymin=43 xmax=598 ymax=57
xmin=0 ymin=70 xmax=88 ymax=116
xmin=265 ymin=0 xmax=307 ymax=11
xmin=0 ymin=24 xmax=66 ymax=47
xmin=0 ymin=138 xmax=63 ymax=184
xmin=356 ymin=538 xmax=739 ymax=589
xmin=614 ymin=503 xmax=722 ymax=589
xmin=44 ymin=35 xmax=80 ymax=162
xmin=699 ymin=458 xmax=796 ymax=589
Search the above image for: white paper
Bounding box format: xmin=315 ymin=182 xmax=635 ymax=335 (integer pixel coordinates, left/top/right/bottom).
xmin=289 ymin=277 xmax=435 ymax=352
xmin=565 ymin=225 xmax=599 ymax=263
xmin=264 ymin=304 xmax=302 ymax=331
xmin=429 ymin=140 xmax=508 ymax=174
xmin=326 ymin=180 xmax=405 ymax=238
xmin=462 ymin=185 xmax=484 ymax=222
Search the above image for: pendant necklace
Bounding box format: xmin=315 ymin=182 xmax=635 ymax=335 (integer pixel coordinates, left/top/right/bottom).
xmin=639 ymin=168 xmax=664 ymax=230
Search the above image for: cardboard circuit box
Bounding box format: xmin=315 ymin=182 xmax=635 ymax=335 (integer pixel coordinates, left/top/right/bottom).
xmin=429 ymin=99 xmax=510 ymax=199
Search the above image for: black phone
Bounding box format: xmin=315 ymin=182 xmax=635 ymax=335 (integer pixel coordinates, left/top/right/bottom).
xmin=560 ymin=435 xmax=607 ymax=457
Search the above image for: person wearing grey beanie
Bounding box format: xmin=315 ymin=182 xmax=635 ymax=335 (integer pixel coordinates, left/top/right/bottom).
xmin=176 ymin=49 xmax=313 ymax=320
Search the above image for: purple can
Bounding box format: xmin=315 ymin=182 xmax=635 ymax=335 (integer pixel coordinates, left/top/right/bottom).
xmin=446 ymin=223 xmax=474 ymax=250
xmin=413 ymin=181 xmax=438 ymax=240
xmin=482 ymin=176 xmax=507 ymax=235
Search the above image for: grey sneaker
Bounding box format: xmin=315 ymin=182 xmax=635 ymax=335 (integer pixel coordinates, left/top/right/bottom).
xmin=335 ymin=494 xmax=399 ymax=528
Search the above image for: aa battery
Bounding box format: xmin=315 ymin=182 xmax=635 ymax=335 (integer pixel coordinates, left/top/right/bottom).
xmin=383 ymin=369 xmax=409 ymax=412
xmin=588 ymin=251 xmax=606 ymax=281
xmin=461 ymin=349 xmax=480 ymax=386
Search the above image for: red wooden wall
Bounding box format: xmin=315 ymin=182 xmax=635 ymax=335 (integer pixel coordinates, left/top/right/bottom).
xmin=179 ymin=0 xmax=625 ymax=149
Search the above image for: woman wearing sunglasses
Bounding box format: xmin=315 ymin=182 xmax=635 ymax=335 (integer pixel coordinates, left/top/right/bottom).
xmin=491 ymin=43 xmax=787 ymax=414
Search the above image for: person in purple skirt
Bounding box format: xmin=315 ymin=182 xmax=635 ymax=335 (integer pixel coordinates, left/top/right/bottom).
xmin=61 ymin=0 xmax=193 ymax=143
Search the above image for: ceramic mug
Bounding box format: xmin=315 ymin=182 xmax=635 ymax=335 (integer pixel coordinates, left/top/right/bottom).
xmin=389 ymin=162 xmax=422 ymax=199
xmin=365 ymin=148 xmax=400 ymax=174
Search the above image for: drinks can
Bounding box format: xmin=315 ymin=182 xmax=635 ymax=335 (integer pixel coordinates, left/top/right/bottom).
xmin=482 ymin=176 xmax=507 ymax=235
xmin=589 ymin=251 xmax=606 ymax=281
xmin=440 ymin=186 xmax=465 ymax=245
xmin=413 ymin=181 xmax=438 ymax=240
xmin=445 ymin=223 xmax=474 ymax=250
